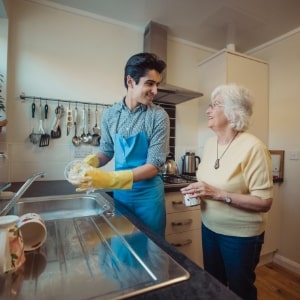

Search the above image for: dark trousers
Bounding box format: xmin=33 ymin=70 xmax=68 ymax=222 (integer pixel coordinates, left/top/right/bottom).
xmin=202 ymin=223 xmax=264 ymax=300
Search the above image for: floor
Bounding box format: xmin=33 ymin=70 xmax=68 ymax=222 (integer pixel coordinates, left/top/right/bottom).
xmin=256 ymin=263 xmax=300 ymax=300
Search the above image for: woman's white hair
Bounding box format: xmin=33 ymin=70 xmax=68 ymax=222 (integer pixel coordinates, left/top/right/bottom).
xmin=211 ymin=83 xmax=254 ymax=131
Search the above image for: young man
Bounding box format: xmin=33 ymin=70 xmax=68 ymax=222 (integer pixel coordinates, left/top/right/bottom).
xmin=79 ymin=53 xmax=170 ymax=236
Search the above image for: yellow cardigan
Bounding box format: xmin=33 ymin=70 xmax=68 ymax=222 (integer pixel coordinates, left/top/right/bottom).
xmin=197 ymin=132 xmax=273 ymax=237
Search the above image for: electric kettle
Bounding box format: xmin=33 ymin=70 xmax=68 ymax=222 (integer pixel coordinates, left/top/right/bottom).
xmin=182 ymin=152 xmax=201 ymax=175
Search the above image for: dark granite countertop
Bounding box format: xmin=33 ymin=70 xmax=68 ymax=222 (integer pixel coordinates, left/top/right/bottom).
xmin=8 ymin=180 xmax=240 ymax=300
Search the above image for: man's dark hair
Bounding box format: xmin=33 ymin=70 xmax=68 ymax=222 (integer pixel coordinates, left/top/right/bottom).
xmin=124 ymin=52 xmax=166 ymax=89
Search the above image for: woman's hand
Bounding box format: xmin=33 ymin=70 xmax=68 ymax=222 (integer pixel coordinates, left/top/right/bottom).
xmin=180 ymin=181 xmax=221 ymax=200
xmin=181 ymin=181 xmax=273 ymax=212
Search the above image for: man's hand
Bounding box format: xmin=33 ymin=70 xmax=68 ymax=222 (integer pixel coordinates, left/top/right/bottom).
xmin=83 ymin=154 xmax=100 ymax=168
xmin=76 ymin=169 xmax=133 ymax=192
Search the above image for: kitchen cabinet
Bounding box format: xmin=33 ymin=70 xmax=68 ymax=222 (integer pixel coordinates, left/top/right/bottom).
xmin=197 ymin=49 xmax=269 ymax=145
xmin=165 ymin=191 xmax=203 ymax=267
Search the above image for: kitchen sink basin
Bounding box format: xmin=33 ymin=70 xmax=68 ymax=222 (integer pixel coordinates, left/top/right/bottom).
xmin=0 ymin=192 xmax=190 ymax=300
xmin=9 ymin=193 xmax=111 ymax=220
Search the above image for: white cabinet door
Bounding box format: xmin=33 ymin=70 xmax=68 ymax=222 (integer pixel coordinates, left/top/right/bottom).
xmin=165 ymin=191 xmax=203 ymax=267
xmin=227 ymin=53 xmax=269 ymax=144
xmin=165 ymin=210 xmax=201 ymax=235
xmin=198 ymin=50 xmax=269 ymax=144
xmin=166 ymin=229 xmax=203 ymax=267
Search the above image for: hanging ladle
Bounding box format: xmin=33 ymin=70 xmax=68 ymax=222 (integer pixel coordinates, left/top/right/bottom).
xmin=92 ymin=106 xmax=101 ymax=146
xmin=86 ymin=106 xmax=93 ymax=144
xmin=81 ymin=106 xmax=89 ymax=143
xmin=72 ymin=106 xmax=81 ymax=146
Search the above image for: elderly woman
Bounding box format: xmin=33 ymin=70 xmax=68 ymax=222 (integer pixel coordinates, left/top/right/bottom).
xmin=181 ymin=83 xmax=273 ymax=300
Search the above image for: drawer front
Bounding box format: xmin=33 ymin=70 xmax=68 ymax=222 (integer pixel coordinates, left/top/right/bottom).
xmin=165 ymin=210 xmax=201 ymax=234
xmin=166 ymin=229 xmax=203 ymax=267
xmin=165 ymin=192 xmax=200 ymax=213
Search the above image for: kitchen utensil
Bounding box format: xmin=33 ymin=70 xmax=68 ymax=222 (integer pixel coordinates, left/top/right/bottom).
xmin=44 ymin=103 xmax=48 ymax=119
xmin=66 ymin=105 xmax=73 ymax=136
xmin=38 ymin=104 xmax=50 ymax=147
xmin=86 ymin=107 xmax=92 ymax=144
xmin=51 ymin=105 xmax=62 ymax=138
xmin=91 ymin=106 xmax=101 ymax=146
xmin=72 ymin=106 xmax=81 ymax=146
xmin=91 ymin=135 xmax=100 ymax=147
xmin=0 ymin=215 xmax=25 ymax=274
xmin=163 ymin=153 xmax=179 ymax=175
xmin=81 ymin=107 xmax=89 ymax=143
xmin=29 ymin=102 xmax=41 ymax=144
xmin=30 ymin=103 xmax=39 ymax=143
xmin=92 ymin=106 xmax=101 ymax=135
xmin=182 ymin=152 xmax=201 ymax=175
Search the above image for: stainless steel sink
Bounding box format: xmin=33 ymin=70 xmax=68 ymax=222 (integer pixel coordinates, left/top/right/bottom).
xmin=9 ymin=193 xmax=111 ymax=221
xmin=0 ymin=192 xmax=190 ymax=300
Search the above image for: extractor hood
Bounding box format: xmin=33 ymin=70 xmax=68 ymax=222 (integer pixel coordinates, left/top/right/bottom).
xmin=144 ymin=21 xmax=203 ymax=105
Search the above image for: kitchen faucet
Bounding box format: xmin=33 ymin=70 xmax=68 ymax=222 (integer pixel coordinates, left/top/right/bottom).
xmin=0 ymin=172 xmax=46 ymax=216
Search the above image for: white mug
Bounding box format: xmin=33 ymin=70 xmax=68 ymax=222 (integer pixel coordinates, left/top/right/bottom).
xmin=0 ymin=215 xmax=26 ymax=274
xmin=18 ymin=213 xmax=47 ymax=251
xmin=184 ymin=194 xmax=201 ymax=207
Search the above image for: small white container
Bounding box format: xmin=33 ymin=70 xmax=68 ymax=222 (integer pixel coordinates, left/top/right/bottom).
xmin=184 ymin=194 xmax=201 ymax=207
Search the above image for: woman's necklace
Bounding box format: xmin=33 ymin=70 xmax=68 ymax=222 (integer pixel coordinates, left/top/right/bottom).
xmin=214 ymin=132 xmax=238 ymax=169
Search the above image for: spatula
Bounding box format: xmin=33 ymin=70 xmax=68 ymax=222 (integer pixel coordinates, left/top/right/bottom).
xmin=39 ymin=103 xmax=50 ymax=147
xmin=51 ymin=105 xmax=62 ymax=138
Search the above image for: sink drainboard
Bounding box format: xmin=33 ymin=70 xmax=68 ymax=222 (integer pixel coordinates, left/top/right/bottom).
xmin=0 ymin=193 xmax=189 ymax=299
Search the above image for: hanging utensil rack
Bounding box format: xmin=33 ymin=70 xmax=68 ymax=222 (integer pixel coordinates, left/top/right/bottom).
xmin=19 ymin=93 xmax=112 ymax=109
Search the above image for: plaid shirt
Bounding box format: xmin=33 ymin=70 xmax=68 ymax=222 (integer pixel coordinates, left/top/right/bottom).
xmin=99 ymin=99 xmax=170 ymax=169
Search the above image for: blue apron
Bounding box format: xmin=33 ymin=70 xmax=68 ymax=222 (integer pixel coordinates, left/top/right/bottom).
xmin=113 ymin=113 xmax=166 ymax=237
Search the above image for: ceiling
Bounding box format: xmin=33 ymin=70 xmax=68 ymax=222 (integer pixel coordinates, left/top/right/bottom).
xmin=4 ymin=0 xmax=300 ymax=52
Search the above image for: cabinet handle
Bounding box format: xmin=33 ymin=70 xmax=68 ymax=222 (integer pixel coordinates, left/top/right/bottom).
xmin=171 ymin=239 xmax=192 ymax=247
xmin=171 ymin=219 xmax=192 ymax=226
xmin=172 ymin=200 xmax=183 ymax=206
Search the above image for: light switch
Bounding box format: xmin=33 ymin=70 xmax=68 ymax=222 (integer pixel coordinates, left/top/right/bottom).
xmin=289 ymin=150 xmax=299 ymax=160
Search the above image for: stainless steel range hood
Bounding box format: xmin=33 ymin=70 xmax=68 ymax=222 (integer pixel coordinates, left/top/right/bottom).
xmin=144 ymin=21 xmax=203 ymax=105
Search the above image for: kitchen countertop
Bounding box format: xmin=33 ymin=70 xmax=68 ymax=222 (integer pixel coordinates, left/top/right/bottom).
xmin=8 ymin=180 xmax=240 ymax=300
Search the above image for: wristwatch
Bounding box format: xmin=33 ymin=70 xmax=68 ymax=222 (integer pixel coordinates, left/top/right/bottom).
xmin=225 ymin=195 xmax=232 ymax=204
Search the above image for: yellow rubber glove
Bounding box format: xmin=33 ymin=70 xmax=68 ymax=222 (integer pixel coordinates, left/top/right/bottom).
xmin=83 ymin=154 xmax=100 ymax=168
xmin=76 ymin=169 xmax=133 ymax=192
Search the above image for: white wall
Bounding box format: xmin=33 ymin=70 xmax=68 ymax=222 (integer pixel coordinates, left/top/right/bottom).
xmin=250 ymin=31 xmax=300 ymax=267
xmin=2 ymin=0 xmax=300 ymax=270
xmin=4 ymin=0 xmax=141 ymax=181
